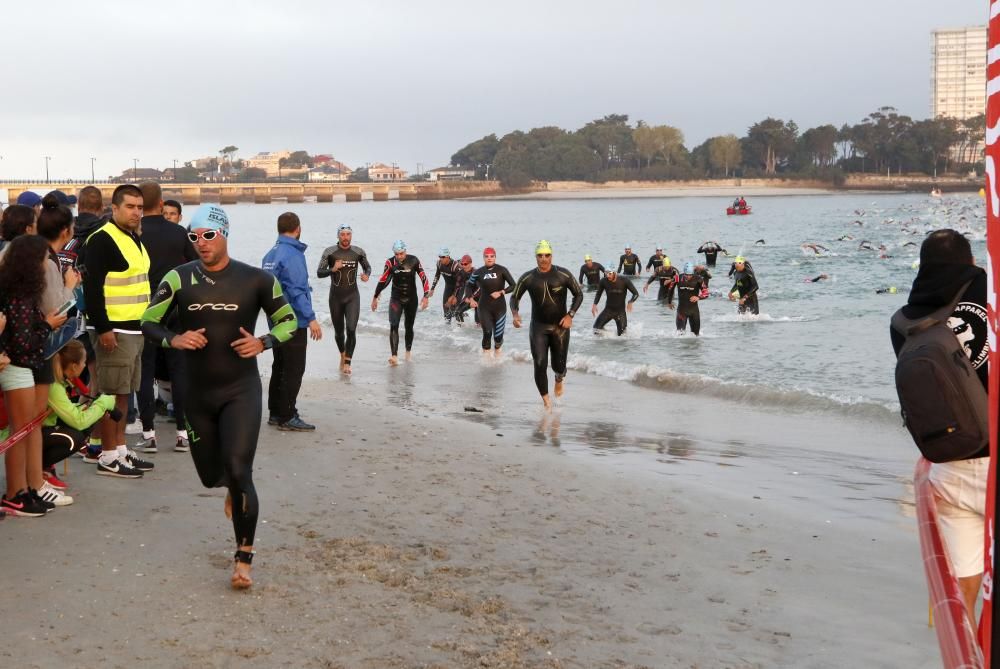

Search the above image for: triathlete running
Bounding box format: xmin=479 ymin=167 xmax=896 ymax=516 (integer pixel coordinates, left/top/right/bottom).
xmin=141 ymin=204 xmax=297 ymax=590
xmin=578 ymin=255 xmax=605 ymax=290
xmin=465 ymin=247 xmax=516 ymax=356
xmin=646 ymin=247 xmax=667 ymax=272
xmin=672 ymin=262 xmax=706 ymax=335
xmin=317 ymin=223 xmax=371 ymax=374
xmin=728 ymin=255 xmax=759 ymax=315
xmin=510 ymin=240 xmax=583 ymax=410
xmin=449 ymin=254 xmax=475 ymax=323
xmin=591 ymin=264 xmax=638 ymax=336
xmin=618 ymin=246 xmax=641 ymax=276
xmin=697 ymin=241 xmax=728 ymax=267
xmin=643 ymin=257 xmax=679 ymax=305
xmin=372 ymin=240 xmax=429 ymax=365
xmin=428 ymin=247 xmax=461 ymax=323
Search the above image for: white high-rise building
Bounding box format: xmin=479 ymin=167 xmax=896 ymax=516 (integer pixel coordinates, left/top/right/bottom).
xmin=931 ymin=26 xmax=987 ymax=120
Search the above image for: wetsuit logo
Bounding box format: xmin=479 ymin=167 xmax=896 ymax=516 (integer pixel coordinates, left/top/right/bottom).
xmin=950 ymin=302 xmax=988 ymax=369
xmin=188 ymin=303 xmax=239 ymax=311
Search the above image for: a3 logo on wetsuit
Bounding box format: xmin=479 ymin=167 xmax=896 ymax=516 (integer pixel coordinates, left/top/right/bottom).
xmin=950 ymin=301 xmax=988 ymax=369
xmin=188 ymin=303 xmax=239 ymax=311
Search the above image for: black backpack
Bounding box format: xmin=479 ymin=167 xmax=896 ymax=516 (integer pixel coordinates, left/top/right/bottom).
xmin=891 ymin=280 xmax=988 ymax=462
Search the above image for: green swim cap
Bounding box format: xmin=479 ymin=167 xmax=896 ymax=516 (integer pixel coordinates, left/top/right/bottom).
xmin=734 ymin=255 xmax=746 ymax=264
xmin=535 ymin=240 xmax=553 ymax=255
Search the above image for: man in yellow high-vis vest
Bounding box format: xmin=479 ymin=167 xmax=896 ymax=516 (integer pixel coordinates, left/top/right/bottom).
xmin=82 ymin=184 xmax=155 ymax=479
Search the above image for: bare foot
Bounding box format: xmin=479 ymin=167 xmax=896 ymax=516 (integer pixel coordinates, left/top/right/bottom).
xmin=224 ymin=491 xmax=232 ymax=519
xmin=554 ymin=380 xmax=564 ymax=397
xmin=404 ymin=351 xmax=412 ymax=362
xmin=232 ymin=561 xmax=253 ymax=590
xmin=542 ymin=395 xmax=552 ymax=411
xmin=342 ymin=362 xmax=352 ymax=375
xmin=494 ymin=347 xmax=503 ymax=359
xmin=388 ymin=356 xmax=398 ymax=367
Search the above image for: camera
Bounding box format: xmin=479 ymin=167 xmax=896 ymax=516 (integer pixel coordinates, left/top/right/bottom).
xmin=107 ymin=407 xmax=123 ymax=422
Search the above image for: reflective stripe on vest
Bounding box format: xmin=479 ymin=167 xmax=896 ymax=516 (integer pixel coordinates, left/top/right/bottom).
xmin=91 ymin=221 xmax=150 ymax=321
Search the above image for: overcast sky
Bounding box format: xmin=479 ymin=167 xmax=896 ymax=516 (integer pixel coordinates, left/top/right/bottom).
xmin=0 ymin=0 xmax=985 ymax=179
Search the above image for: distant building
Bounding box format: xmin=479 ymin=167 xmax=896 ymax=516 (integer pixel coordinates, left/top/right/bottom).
xmin=368 ymin=162 xmax=407 ymax=182
xmin=308 ymin=162 xmax=352 ymax=182
xmin=245 ymin=150 xmax=293 ymax=177
xmin=428 ymin=166 xmax=476 ymax=181
xmin=931 ymin=26 xmax=986 ymax=120
xmin=115 ymin=167 xmax=163 ymax=182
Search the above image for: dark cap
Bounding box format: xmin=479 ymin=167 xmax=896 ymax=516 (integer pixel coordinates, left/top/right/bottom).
xmin=16 ymin=191 xmax=42 ymax=207
xmin=47 ymin=190 xmax=78 ymax=206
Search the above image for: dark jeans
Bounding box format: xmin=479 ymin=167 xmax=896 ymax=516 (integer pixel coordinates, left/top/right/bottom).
xmin=139 ymin=341 xmax=187 ymax=432
xmin=268 ymin=327 xmax=307 ymax=423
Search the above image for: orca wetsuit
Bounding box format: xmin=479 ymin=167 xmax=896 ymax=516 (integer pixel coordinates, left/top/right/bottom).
xmin=646 ymin=265 xmax=679 ymax=304
xmin=374 ymin=254 xmax=429 ymax=356
xmin=672 ymin=273 xmax=706 ymax=335
xmin=593 ymin=275 xmax=638 ymax=336
xmin=141 ymin=259 xmax=297 ymax=548
xmin=578 ymin=263 xmax=605 ymax=290
xmin=317 ymin=244 xmax=370 ymax=364
xmin=618 ymin=253 xmax=641 ymax=276
xmin=466 ymin=263 xmax=516 ymax=349
xmin=730 ymin=268 xmax=760 ymax=315
xmin=510 ymin=266 xmax=583 ymax=396
xmin=431 ymin=258 xmax=461 ymax=322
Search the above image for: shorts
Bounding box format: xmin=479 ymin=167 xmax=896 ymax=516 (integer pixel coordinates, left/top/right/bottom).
xmin=0 ymin=364 xmax=36 ymax=391
xmin=90 ymin=331 xmax=144 ymax=395
xmin=929 ymin=457 xmax=988 ymax=578
xmin=32 ymin=359 xmax=55 ymax=385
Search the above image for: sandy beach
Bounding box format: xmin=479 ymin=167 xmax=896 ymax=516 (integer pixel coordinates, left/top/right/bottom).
xmin=2 ymin=333 xmax=939 ymax=669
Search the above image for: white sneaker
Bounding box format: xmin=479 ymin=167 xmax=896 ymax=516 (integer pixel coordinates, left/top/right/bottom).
xmin=38 ymin=481 xmax=74 ymax=506
xmin=125 ymin=422 xmax=142 ymax=435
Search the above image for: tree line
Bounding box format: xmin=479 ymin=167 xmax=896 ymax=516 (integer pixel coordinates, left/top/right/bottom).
xmin=449 ymin=109 xmax=986 ymax=188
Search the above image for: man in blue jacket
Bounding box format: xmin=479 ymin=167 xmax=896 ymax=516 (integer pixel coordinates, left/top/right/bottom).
xmin=262 ymin=212 xmax=322 ymax=431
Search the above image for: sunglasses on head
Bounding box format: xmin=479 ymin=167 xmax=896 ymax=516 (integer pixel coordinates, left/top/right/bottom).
xmin=188 ymin=230 xmax=221 ymax=242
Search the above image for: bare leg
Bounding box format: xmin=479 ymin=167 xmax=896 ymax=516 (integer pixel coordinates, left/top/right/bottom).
xmin=541 ymin=394 xmax=552 ymax=411
xmin=4 ymin=387 xmax=34 ymax=497
xmin=958 ymin=574 xmax=983 ymax=629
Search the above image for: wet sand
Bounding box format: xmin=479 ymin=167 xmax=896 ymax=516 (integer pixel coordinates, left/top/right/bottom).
xmin=1 ymin=334 xmax=938 ymax=668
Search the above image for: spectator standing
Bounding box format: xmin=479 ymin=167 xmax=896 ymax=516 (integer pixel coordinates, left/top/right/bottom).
xmin=135 ymin=182 xmax=197 ymax=452
xmin=261 ymin=212 xmax=321 ymax=431
xmin=162 ymin=200 xmax=183 ymax=224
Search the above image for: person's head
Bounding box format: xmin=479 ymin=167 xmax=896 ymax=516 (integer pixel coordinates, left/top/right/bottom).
xmin=111 ymin=184 xmax=143 ymax=231
xmin=46 ymin=190 xmax=77 ymax=208
xmin=1 ymin=204 xmax=37 ymax=241
xmin=162 ymin=200 xmax=183 ymax=224
xmin=683 ymin=261 xmax=694 ymax=275
xmin=277 ymin=212 xmax=300 ymax=239
xmin=438 ymin=247 xmax=451 ymax=264
xmin=920 ymin=229 xmax=974 ymax=266
xmin=605 ymin=264 xmax=618 ymax=281
xmin=392 ymin=239 xmax=407 ymax=261
xmin=662 ymin=256 xmax=671 ymax=269
xmin=584 ymin=254 xmax=593 ymax=267
xmin=0 ymin=234 xmax=49 ymax=302
xmin=37 ymin=193 xmax=75 ymax=248
xmin=655 ymin=246 xmax=663 ymax=256
xmin=483 ymin=246 xmax=496 ymax=267
xmin=624 ymin=245 xmax=632 ymax=254
xmin=53 ymin=339 xmax=87 ymax=382
xmin=16 ymin=191 xmax=43 ymax=220
xmin=734 ymin=255 xmax=746 ymax=271
xmin=337 ymin=223 xmax=353 ymax=247
xmin=77 ymin=186 xmax=104 ymax=215
xmin=187 ymin=204 xmax=230 ymax=268
xmin=139 ymin=182 xmax=163 ymax=216
xmin=535 ymin=240 xmax=553 ymax=271
xmin=460 ymin=254 xmax=473 ymax=271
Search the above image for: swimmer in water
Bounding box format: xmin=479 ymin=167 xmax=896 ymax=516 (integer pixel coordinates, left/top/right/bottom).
xmin=858 ymin=240 xmax=874 ymax=251
xmin=800 ymin=243 xmax=829 ymax=255
xmin=805 ymin=274 xmax=829 ymax=283
xmin=754 ymin=239 xmax=765 ymax=246
xmin=837 ymin=234 xmax=854 ymax=241
xmin=875 ymin=287 xmax=898 ymax=295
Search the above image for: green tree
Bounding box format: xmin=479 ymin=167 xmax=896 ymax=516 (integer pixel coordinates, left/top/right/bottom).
xmin=707 ymin=135 xmax=742 ymax=176
xmin=285 ymin=150 xmax=313 ymax=168
xmin=451 ymin=134 xmax=499 ymax=177
xmin=347 ymin=167 xmax=370 ymax=182
xmin=243 ymin=167 xmax=267 ymax=181
xmin=577 ymin=114 xmax=635 ymax=169
xmin=742 ymin=118 xmax=798 ymax=174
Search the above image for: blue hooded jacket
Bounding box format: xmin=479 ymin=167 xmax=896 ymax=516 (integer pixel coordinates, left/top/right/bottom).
xmin=262 ymin=235 xmax=316 ymax=328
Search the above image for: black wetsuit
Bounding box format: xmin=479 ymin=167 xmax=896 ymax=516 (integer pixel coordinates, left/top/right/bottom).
xmin=645 ymin=254 xmax=666 ymax=272
xmin=618 ymin=253 xmax=641 ymax=276
xmin=430 ymin=258 xmax=461 ymax=322
xmin=510 ymin=266 xmax=583 ymax=396
xmin=593 ymin=276 xmax=638 ymax=336
xmin=578 ymin=262 xmax=605 ymax=290
xmin=317 ymin=244 xmax=371 ymax=363
xmin=141 ymin=260 xmax=297 ymax=548
xmin=466 ymin=263 xmax=516 ymax=350
xmin=697 ymin=242 xmax=727 ymax=267
xmin=450 ymin=265 xmax=474 ymax=323
xmin=672 ymin=273 xmax=706 ymax=335
xmin=374 ymin=255 xmax=429 ymax=356
xmin=730 ymin=268 xmax=760 ymax=315
xmin=646 ymin=266 xmax=679 ymax=304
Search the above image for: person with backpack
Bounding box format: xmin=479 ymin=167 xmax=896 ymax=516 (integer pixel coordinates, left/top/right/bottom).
xmin=890 ymin=228 xmax=989 ymax=626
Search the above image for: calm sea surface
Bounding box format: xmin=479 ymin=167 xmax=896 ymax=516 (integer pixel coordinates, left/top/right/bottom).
xmin=220 ymin=192 xmax=985 ymax=423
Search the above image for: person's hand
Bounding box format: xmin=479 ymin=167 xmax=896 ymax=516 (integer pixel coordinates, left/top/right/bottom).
xmin=231 ymin=327 xmax=264 ymax=358
xmin=667 ymin=303 xmax=675 ymax=311
xmin=371 ymin=297 xmax=379 ymax=312
xmin=728 ymin=292 xmax=737 ymax=301
xmin=591 ymin=304 xmax=598 ymax=317
xmin=512 ymin=313 xmax=522 ymax=329
xmin=642 ymin=285 xmax=648 ymax=294
xmin=98 ymin=330 xmax=117 ymax=351
xmin=468 ymin=298 xmax=479 ymax=309
xmin=332 ymin=259 xmax=344 ymax=272
xmin=360 ymin=274 xmax=370 ymax=282
xmin=689 ymin=295 xmax=699 ymax=303
xmin=559 ymin=315 xmax=573 ymax=329
xmin=0 ymin=311 xmax=7 ymax=335
xmin=445 ymin=296 xmax=457 ymax=307
xmin=490 ymin=290 xmax=504 ymax=299
xmin=0 ymin=352 xmax=9 ymax=373
xmin=428 ymin=289 xmax=435 ymax=298
xmin=170 ymin=328 xmax=208 ymax=350
xmin=308 ymin=320 xmax=323 ymax=341
xmin=739 ymin=297 xmax=746 ymax=305
xmin=64 ymin=268 xmax=80 ymax=291
xmin=420 ymin=296 xmax=429 ymax=311
xmin=627 ymin=302 xmax=634 ymax=313
xmin=46 ymin=310 xmax=68 ymax=330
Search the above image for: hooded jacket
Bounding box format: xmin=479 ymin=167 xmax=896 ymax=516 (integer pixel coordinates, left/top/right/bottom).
xmin=262 ymin=235 xmax=316 ymax=328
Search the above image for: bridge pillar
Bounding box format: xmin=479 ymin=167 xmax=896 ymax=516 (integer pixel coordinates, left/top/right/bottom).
xmin=316 ymin=185 xmax=334 ymax=203
xmin=373 ymin=186 xmax=389 ymax=202
xmin=219 ymin=187 xmax=238 ymax=205
xmin=181 ymin=187 xmax=201 ymax=205
xmin=287 ymin=185 xmax=304 ymax=203
xmin=398 ymin=186 xmax=418 ymax=201
xmin=345 ymin=187 xmax=362 ymax=203
xmin=254 ymin=187 xmax=271 ymax=204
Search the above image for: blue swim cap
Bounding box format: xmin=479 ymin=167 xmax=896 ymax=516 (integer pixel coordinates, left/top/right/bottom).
xmin=187 ymin=204 xmax=230 ymax=238
xmin=438 ymin=246 xmax=450 ymax=257
xmin=683 ymin=261 xmax=694 ymax=274
xmin=392 ymin=239 xmax=406 ymax=253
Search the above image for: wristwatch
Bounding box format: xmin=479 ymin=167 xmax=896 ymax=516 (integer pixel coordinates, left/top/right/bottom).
xmin=258 ymin=335 xmax=275 ymax=350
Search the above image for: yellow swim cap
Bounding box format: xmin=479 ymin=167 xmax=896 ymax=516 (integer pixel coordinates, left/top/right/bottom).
xmin=734 ymin=255 xmax=746 ymax=264
xmin=890 ymin=286 xmax=897 ymax=294
xmin=662 ymin=256 xmax=671 ymax=268
xmin=535 ymin=240 xmax=553 ymax=255
xmin=584 ymin=254 xmax=592 ymax=261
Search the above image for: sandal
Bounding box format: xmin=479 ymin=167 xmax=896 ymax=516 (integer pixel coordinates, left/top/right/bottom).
xmin=232 ymin=550 xmax=254 ymax=590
